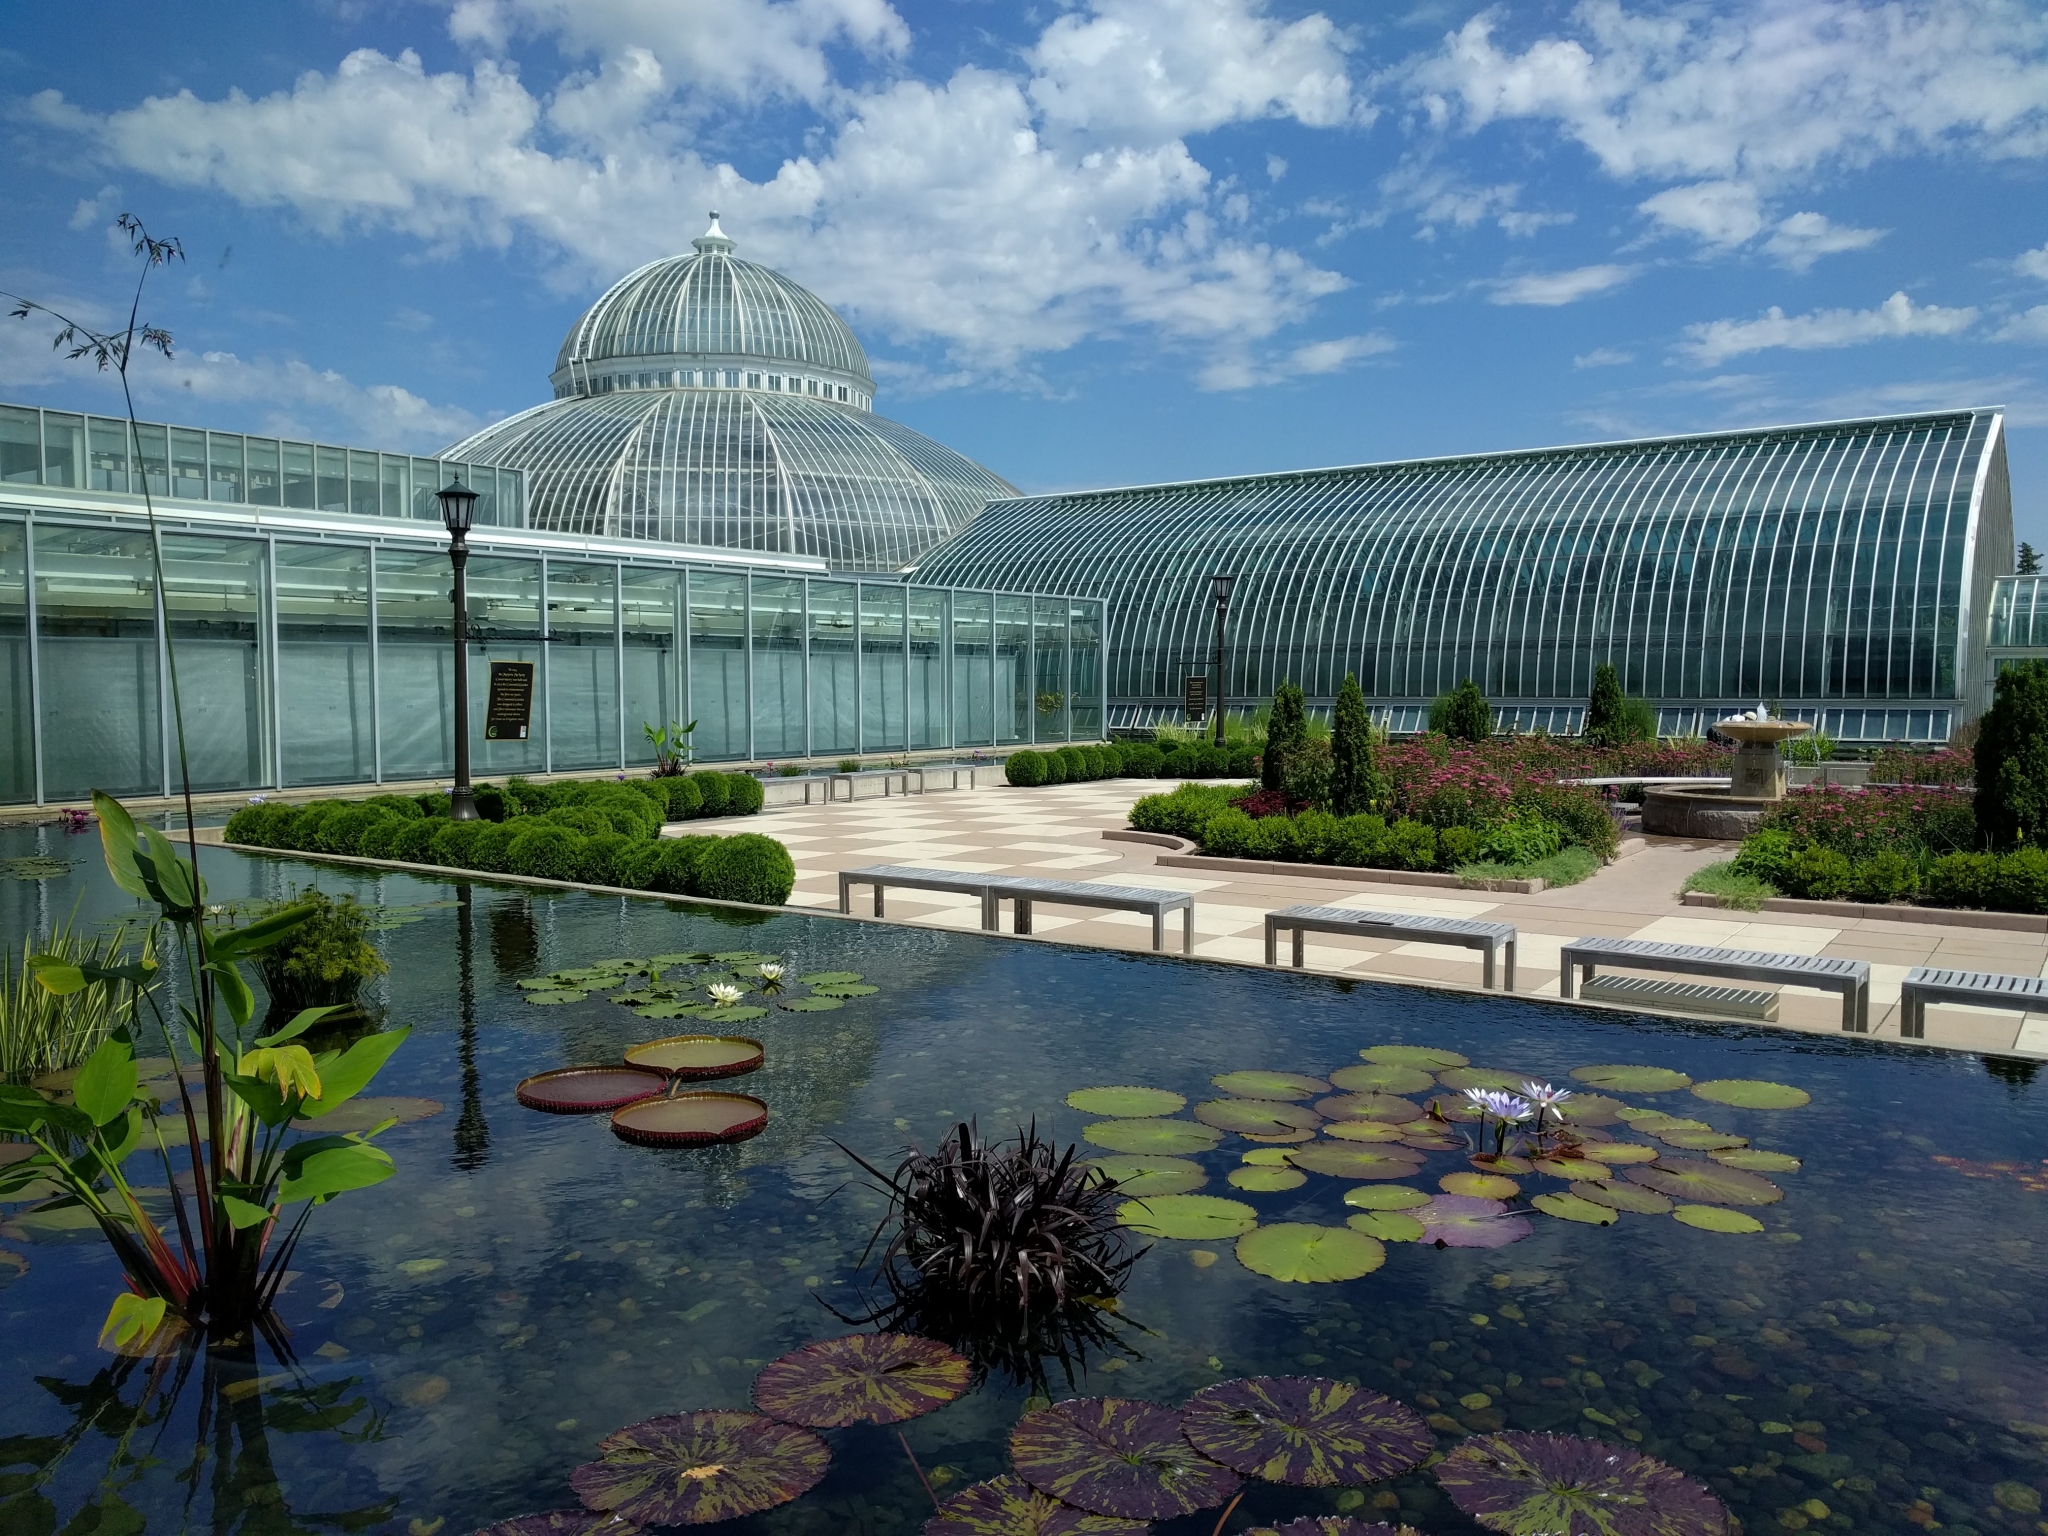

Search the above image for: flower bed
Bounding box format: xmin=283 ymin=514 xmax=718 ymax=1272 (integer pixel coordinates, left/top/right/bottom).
xmin=1870 ymin=746 xmax=1973 ymax=785
xmin=223 ymin=772 xmax=795 ymax=904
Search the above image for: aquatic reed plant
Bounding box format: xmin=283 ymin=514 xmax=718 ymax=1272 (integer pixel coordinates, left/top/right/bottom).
xmin=0 ymin=919 xmax=153 ymax=1082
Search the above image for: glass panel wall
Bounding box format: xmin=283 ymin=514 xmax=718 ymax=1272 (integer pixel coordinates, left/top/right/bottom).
xmin=0 ymin=407 xmax=37 ymax=484
xmin=134 ymin=424 xmax=168 ymax=498
xmin=208 ymin=434 xmax=245 ymax=503
xmin=35 ymin=526 xmax=159 ymax=798
xmin=621 ymin=568 xmax=678 ymax=767
xmin=860 ymin=584 xmax=905 ymax=752
xmin=375 ymin=549 xmax=455 ymax=782
xmin=995 ymin=594 xmax=1031 ymax=745
xmin=751 ymin=577 xmax=805 ymax=760
xmin=1032 ymin=596 xmax=1068 ymax=742
xmin=689 ymin=573 xmax=747 ymax=760
xmin=547 ymin=562 xmax=619 ymax=770
xmin=89 ymin=419 xmax=129 ymax=493
xmin=1069 ymin=598 xmax=1103 ymax=741
xmin=467 ymin=557 xmax=545 ymax=777
xmin=0 ymin=522 xmax=29 ymax=803
xmin=275 ymin=542 xmax=373 ymax=787
xmin=908 ymin=588 xmax=946 ymax=750
xmin=170 ymin=429 xmax=207 ymax=501
xmin=43 ymin=415 xmax=82 ymax=488
xmin=951 ymin=591 xmax=993 ymax=747
xmin=282 ymin=443 xmax=315 ymax=509
xmin=248 ymin=440 xmax=281 ymax=506
xmin=809 ymin=580 xmax=857 ymax=756
xmin=160 ymin=536 xmax=268 ymax=792
xmin=316 ymin=447 xmax=347 ymax=514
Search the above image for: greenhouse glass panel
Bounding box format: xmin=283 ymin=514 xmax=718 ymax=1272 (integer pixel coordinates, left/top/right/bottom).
xmin=621 ymin=568 xmax=679 ymax=767
xmin=35 ymin=525 xmax=159 ymax=799
xmin=380 ymin=455 xmax=408 ymax=519
xmin=208 ymin=434 xmax=245 ymax=503
xmin=547 ymin=562 xmax=619 ymax=770
xmin=316 ymin=446 xmax=347 ymax=513
xmin=275 ymin=542 xmax=373 ymax=787
xmin=951 ymin=590 xmax=992 ymax=747
xmin=247 ymin=440 xmax=281 ymax=507
xmin=349 ymin=451 xmax=381 ymax=519
xmin=860 ymin=584 xmax=905 ymax=751
xmin=134 ymin=424 xmax=169 ymax=498
xmin=170 ymin=429 xmax=207 ymax=501
xmin=994 ymin=594 xmax=1031 ymax=745
xmin=281 ymin=443 xmax=315 ymax=509
xmin=0 ymin=407 xmax=37 ymax=485
xmin=751 ymin=576 xmax=805 ymax=759
xmin=376 ymin=548 xmax=456 ymax=781
xmin=159 ymin=536 xmax=268 ymax=792
xmin=1069 ymin=598 xmax=1102 ymax=740
xmin=908 ymin=588 xmax=946 ymax=749
xmin=689 ymin=572 xmax=747 ymax=759
xmin=466 ymin=557 xmax=545 ymax=777
xmin=809 ymin=580 xmax=857 ymax=755
xmin=0 ymin=522 xmax=29 ymax=803
xmin=88 ymin=419 xmax=128 ymax=493
xmin=42 ymin=414 xmax=82 ymax=489
xmin=1033 ymin=596 xmax=1068 ymax=742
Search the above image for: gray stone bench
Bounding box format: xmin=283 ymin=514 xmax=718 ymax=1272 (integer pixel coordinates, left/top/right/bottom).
xmin=1900 ymin=966 xmax=2048 ymax=1040
xmin=827 ymin=769 xmax=916 ymax=802
xmin=1560 ymin=935 xmax=1870 ymax=1032
xmin=988 ymin=876 xmax=1196 ymax=954
xmin=1264 ymin=904 xmax=1518 ymax=991
xmin=839 ymin=865 xmax=1000 ymax=926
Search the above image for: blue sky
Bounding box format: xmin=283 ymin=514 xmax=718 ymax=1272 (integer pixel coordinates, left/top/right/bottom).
xmin=2 ymin=0 xmax=2045 ymax=543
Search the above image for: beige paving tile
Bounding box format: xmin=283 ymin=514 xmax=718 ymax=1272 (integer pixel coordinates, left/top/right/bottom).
xmin=1325 ymin=891 xmax=1502 ymax=917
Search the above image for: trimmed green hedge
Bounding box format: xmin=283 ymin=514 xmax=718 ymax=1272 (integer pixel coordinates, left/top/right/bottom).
xmin=1730 ymin=825 xmax=2048 ymax=913
xmin=1003 ymin=739 xmax=1229 ymax=787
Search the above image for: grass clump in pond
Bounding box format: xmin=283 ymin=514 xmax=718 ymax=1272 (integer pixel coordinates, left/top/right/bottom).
xmin=1457 ymin=845 xmax=1600 ymax=888
xmin=0 ymin=917 xmax=153 ymax=1080
xmin=1682 ymin=859 xmax=1779 ymax=910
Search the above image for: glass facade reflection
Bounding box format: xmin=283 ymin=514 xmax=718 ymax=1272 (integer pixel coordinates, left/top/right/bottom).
xmin=916 ymin=409 xmax=2013 ymax=744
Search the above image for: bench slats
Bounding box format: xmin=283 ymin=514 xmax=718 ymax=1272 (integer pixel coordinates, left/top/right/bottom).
xmin=1899 ymin=965 xmax=2048 ymax=1040
xmin=839 ymin=865 xmax=1195 ymax=954
xmin=1265 ymin=904 xmax=1517 ymax=991
xmin=1561 ymin=935 xmax=1869 ymax=1033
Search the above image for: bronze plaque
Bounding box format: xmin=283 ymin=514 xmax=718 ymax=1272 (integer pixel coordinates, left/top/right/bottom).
xmin=1183 ymin=674 xmax=1208 ymax=722
xmin=484 ymin=661 xmax=535 ymax=741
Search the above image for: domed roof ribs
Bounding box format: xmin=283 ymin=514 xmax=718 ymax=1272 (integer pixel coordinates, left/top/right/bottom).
xmin=742 ymin=391 xmax=797 ymax=556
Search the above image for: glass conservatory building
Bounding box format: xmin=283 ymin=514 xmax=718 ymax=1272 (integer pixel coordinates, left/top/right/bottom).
xmin=915 ymin=408 xmax=2012 ymax=744
xmin=0 ymin=403 xmax=1103 ymax=807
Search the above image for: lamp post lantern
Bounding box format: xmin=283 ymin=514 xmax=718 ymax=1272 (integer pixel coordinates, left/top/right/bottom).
xmin=1209 ymin=573 xmax=1236 ymax=749
xmin=437 ymin=477 xmax=481 ymax=821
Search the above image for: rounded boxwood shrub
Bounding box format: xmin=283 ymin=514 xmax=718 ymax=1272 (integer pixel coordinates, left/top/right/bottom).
xmin=1225 ymin=744 xmax=1259 ymax=777
xmin=1078 ymin=746 xmax=1106 ymax=779
xmin=1244 ymin=815 xmax=1302 ymax=862
xmin=225 ymin=802 xmax=296 ymax=847
xmin=1786 ymin=844 xmax=1853 ymax=900
xmin=628 ymin=778 xmax=671 ymax=812
xmin=580 ymin=831 xmax=635 ymax=887
xmin=541 ymin=806 xmax=612 ymax=838
xmin=694 ymin=833 xmax=796 ymax=905
xmin=1992 ymin=847 xmax=2048 ymax=914
xmin=1332 ymin=813 xmax=1389 ymax=867
xmin=1005 ymin=749 xmax=1047 ymax=787
xmin=641 ymin=835 xmax=713 ymax=894
xmin=1385 ymin=819 xmax=1438 ymax=871
xmin=472 ymin=783 xmax=510 ymax=822
xmin=1119 ymin=743 xmax=1163 ymax=778
xmin=466 ymin=823 xmax=519 ymax=873
xmin=1437 ymin=824 xmax=1484 ymax=868
xmin=1926 ymin=851 xmax=1997 ymax=908
xmin=1039 ymin=750 xmax=1069 ymax=785
xmin=663 ymin=775 xmax=703 ymax=819
xmin=692 ymin=772 xmax=733 ymax=817
xmin=1850 ymin=848 xmax=1920 ymax=904
xmin=1195 ymin=744 xmax=1229 ymax=778
xmin=507 ymin=824 xmax=586 ymax=882
xmin=584 ymin=789 xmax=663 ymax=837
xmin=1733 ymin=829 xmax=1796 ymax=888
xmin=353 ymin=814 xmax=410 ymax=862
xmin=413 ymin=789 xmax=452 ymax=817
xmin=316 ymin=804 xmax=386 ymax=855
xmin=1058 ymin=746 xmax=1088 ymax=781
xmin=364 ymin=794 xmax=424 ymax=820
xmin=392 ymin=819 xmax=442 ymax=863
xmin=1199 ymin=807 xmax=1255 ymax=857
xmin=726 ymin=775 xmax=765 ymax=815
xmin=429 ymin=819 xmax=490 ymax=868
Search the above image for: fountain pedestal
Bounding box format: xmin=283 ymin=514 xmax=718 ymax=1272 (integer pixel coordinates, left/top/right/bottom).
xmin=1642 ymin=718 xmax=1812 ymax=840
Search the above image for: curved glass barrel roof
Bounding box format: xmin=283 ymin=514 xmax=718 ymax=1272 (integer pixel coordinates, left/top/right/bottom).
xmin=913 ymin=409 xmax=2012 ymax=738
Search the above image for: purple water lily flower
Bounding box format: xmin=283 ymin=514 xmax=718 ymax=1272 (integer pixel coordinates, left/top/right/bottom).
xmin=1521 ymin=1080 xmax=1573 ymax=1132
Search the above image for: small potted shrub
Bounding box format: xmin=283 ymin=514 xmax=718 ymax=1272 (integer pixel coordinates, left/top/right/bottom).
xmin=256 ymin=889 xmax=388 ymax=1014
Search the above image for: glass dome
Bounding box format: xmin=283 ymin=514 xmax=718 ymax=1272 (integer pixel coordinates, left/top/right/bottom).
xmin=446 ymin=216 xmax=1016 ymax=571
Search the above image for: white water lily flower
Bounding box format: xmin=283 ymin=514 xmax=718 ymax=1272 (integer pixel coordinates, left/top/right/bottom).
xmin=707 ymin=982 xmax=743 ymax=1006
xmin=756 ymin=963 xmax=784 ymax=982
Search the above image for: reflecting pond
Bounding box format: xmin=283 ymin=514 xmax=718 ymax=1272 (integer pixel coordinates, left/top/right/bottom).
xmin=3 ymin=820 xmax=2047 ymax=1536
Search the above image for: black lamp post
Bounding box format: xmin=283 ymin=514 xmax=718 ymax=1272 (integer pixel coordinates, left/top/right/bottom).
xmin=437 ymin=477 xmax=481 ymax=821
xmin=1210 ymin=573 xmax=1236 ymax=748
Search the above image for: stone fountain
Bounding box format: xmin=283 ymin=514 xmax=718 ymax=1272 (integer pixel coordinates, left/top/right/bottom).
xmin=1641 ymin=714 xmax=1813 ymax=839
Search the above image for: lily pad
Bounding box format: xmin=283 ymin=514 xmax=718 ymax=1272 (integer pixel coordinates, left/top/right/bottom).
xmin=779 ymin=996 xmax=845 ymax=1012
xmin=1249 ymin=1522 xmax=1425 ymax=1536
xmin=1323 ymin=1120 xmax=1409 ymax=1143
xmin=1241 ymin=1128 xmax=1318 ymax=1145
xmin=1629 ymin=1158 xmax=1783 ymax=1207
xmin=1290 ymin=1143 xmax=1427 ymax=1180
xmin=610 ymin=1092 xmax=768 ymax=1147
xmin=1655 ymin=1130 xmax=1747 ymax=1152
xmin=1569 ymin=1065 xmax=1692 ymax=1093
xmin=1085 ymin=1156 xmax=1208 ymax=1196
xmin=1470 ymin=1155 xmax=1533 ymax=1174
xmin=925 ymin=1474 xmax=1148 ymax=1534
xmin=1195 ymin=1099 xmax=1323 ymax=1136
xmin=1690 ymin=1079 xmax=1810 ymax=1110
xmin=1084 ymin=1119 xmax=1220 ymax=1155
xmin=1241 ymin=1147 xmax=1296 ymax=1165
xmin=1568 ymin=1181 xmax=1673 ymax=1216
xmin=311 ymin=1096 xmax=444 ymax=1133
xmin=624 ymin=1035 xmax=763 ymax=1080
xmin=1441 ymin=1172 xmax=1519 ymax=1199
xmin=475 ymin=1510 xmax=641 ymax=1536
xmin=1342 ymin=1185 xmax=1430 ymax=1211
xmin=1671 ymin=1205 xmax=1766 ymax=1234
xmin=711 ymin=951 xmax=780 ymax=964
xmin=1117 ymin=1194 xmax=1257 ymax=1240
xmin=1527 ymin=1159 xmax=1613 ymax=1181
xmin=635 ymin=1003 xmax=701 ymax=1021
xmin=1573 ymin=1142 xmax=1659 ymax=1165
xmin=517 ymin=1067 xmax=667 ymax=1114
xmin=1435 ymin=1068 xmax=1528 ymax=1092
xmin=1361 ymin=1045 xmax=1468 ymax=1069
xmin=1236 ymin=1223 xmax=1386 ymax=1283
xmin=751 ymin=1332 xmax=971 ymax=1427
xmin=1068 ymin=1086 xmax=1187 ymax=1118
xmin=700 ymin=1004 xmax=768 ymax=1022
xmin=809 ymin=983 xmax=878 ymax=999
xmin=1415 ymin=1196 xmax=1532 ymax=1250
xmin=1346 ymin=1211 xmax=1426 ymax=1242
xmin=1556 ymin=1094 xmax=1629 ymax=1126
xmin=1009 ymin=1398 xmax=1242 ymax=1520
xmin=571 ymin=1410 xmax=830 ymax=1526
xmin=1182 ymin=1376 xmax=1431 ymax=1485
xmin=524 ymin=990 xmax=588 ymax=1005
xmin=1329 ymin=1063 xmax=1436 ymax=1095
xmin=1531 ymin=1193 xmax=1618 ymax=1227
xmin=1314 ymin=1093 xmax=1424 ymax=1124
xmin=797 ymin=970 xmax=863 ymax=985
xmin=651 ymin=952 xmax=714 ymax=967
xmin=1435 ymin=1431 xmax=1730 ymax=1536
xmin=1399 ymin=1131 xmax=1466 ymax=1153
xmin=518 ymin=977 xmax=568 ymax=990
xmin=1212 ymin=1071 xmax=1331 ymax=1101
xmin=1710 ymin=1149 xmax=1801 ymax=1173
xmin=1229 ymin=1165 xmax=1308 ymax=1192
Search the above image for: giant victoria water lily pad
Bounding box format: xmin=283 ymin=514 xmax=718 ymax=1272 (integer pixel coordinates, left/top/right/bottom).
xmin=1236 ymin=1223 xmax=1385 ymax=1282
xmin=623 ymin=1035 xmax=763 ymax=1080
xmin=1085 ymin=1119 xmax=1221 ymax=1155
xmin=1329 ymin=1063 xmax=1436 ymax=1095
xmin=610 ymin=1093 xmax=768 ymax=1147
xmin=475 ymin=1513 xmax=639 ymax=1536
xmin=1213 ymin=1070 xmax=1331 ymax=1100
xmin=924 ymin=1474 xmax=1148 ymax=1534
xmin=1181 ymin=1376 xmax=1431 ymax=1486
xmin=1085 ymin=1155 xmax=1208 ymax=1196
xmin=1415 ymin=1196 xmax=1531 ymax=1249
xmin=571 ymin=1411 xmax=830 ymax=1526
xmin=1290 ymin=1144 xmax=1427 ymax=1180
xmin=1067 ymin=1085 xmax=1187 ymax=1118
xmin=1314 ymin=1093 xmax=1424 ymax=1124
xmin=1689 ymin=1079 xmax=1811 ymax=1110
xmin=752 ymin=1333 xmax=971 ymax=1427
xmin=1195 ymin=1098 xmax=1323 ymax=1135
xmin=1628 ymin=1158 xmax=1783 ymax=1207
xmin=1570 ymin=1065 xmax=1692 ymax=1094
xmin=1117 ymin=1194 xmax=1257 ymax=1240
xmin=1435 ymin=1431 xmax=1730 ymax=1536
xmin=1009 ymin=1398 xmax=1242 ymax=1520
xmin=516 ymin=1067 xmax=667 ymax=1113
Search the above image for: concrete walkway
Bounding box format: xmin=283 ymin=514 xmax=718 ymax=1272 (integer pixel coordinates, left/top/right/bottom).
xmin=738 ymin=778 xmax=2048 ymax=1057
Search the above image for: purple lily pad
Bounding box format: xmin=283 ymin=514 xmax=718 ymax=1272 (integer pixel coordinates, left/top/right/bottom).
xmin=924 ymin=1474 xmax=1148 ymax=1534
xmin=1247 ymin=1521 xmax=1425 ymax=1536
xmin=571 ymin=1410 xmax=829 ymax=1526
xmin=1436 ymin=1431 xmax=1730 ymax=1536
xmin=753 ymin=1332 xmax=971 ymax=1428
xmin=1181 ymin=1376 xmax=1431 ymax=1486
xmin=1010 ymin=1398 xmax=1241 ymax=1520
xmin=475 ymin=1514 xmax=638 ymax=1536
xmin=1415 ymin=1195 xmax=1532 ymax=1250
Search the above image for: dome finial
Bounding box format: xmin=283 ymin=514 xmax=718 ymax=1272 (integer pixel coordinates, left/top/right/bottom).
xmin=693 ymin=211 xmax=735 ymax=256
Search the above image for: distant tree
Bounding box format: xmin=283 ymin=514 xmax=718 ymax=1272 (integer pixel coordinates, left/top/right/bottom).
xmin=2021 ymin=542 xmax=2042 ymax=576
xmin=1262 ymin=679 xmax=1307 ymax=791
xmin=1431 ymin=678 xmax=1494 ymax=743
xmin=1583 ymin=663 xmax=1626 ymax=747
xmin=1976 ymin=659 xmax=2048 ymax=849
xmin=1330 ymin=672 xmax=1381 ymax=815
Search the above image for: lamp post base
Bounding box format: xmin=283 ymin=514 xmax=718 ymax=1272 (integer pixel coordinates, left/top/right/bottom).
xmin=449 ymin=785 xmax=480 ymax=821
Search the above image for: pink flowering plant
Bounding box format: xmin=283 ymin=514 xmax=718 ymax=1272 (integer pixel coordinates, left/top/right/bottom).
xmin=1758 ymin=783 xmax=1976 ymax=857
xmin=1871 ymin=746 xmax=1974 ymax=786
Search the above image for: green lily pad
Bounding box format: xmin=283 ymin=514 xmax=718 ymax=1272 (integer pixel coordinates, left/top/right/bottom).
xmin=1195 ymin=1099 xmax=1323 ymax=1135
xmin=1690 ymin=1079 xmax=1811 ymax=1110
xmin=1085 ymin=1156 xmax=1208 ymax=1196
xmin=1322 ymin=1119 xmax=1409 ymax=1143
xmin=797 ymin=970 xmax=863 ymax=985
xmin=1531 ymin=1193 xmax=1618 ymax=1226
xmin=1314 ymin=1092 xmax=1424 ymax=1124
xmin=1237 ymin=1223 xmax=1385 ymax=1282
xmin=702 ymin=1005 xmax=768 ymax=1022
xmin=1656 ymin=1129 xmax=1748 ymax=1152
xmin=1436 ymin=1431 xmax=1729 ymax=1536
xmin=312 ymin=1096 xmax=443 ymax=1133
xmin=652 ymin=952 xmax=715 ymax=966
xmin=1117 ymin=1194 xmax=1257 ymax=1240
xmin=1568 ymin=1180 xmax=1673 ymax=1215
xmin=809 ymin=983 xmax=877 ymax=998
xmin=1228 ymin=1165 xmax=1308 ymax=1192
xmin=1711 ymin=1149 xmax=1801 ymax=1172
xmin=1342 ymin=1185 xmax=1430 ymax=1211
xmin=1629 ymin=1158 xmax=1783 ymax=1207
xmin=1346 ymin=1211 xmax=1426 ymax=1242
xmin=1435 ymin=1068 xmax=1529 ymax=1092
xmin=1009 ymin=1398 xmax=1242 ymax=1520
xmin=571 ymin=1410 xmax=829 ymax=1526
xmin=1570 ymin=1064 xmax=1692 ymax=1093
xmin=926 ymin=1474 xmax=1147 ymax=1534
xmin=1574 ymin=1141 xmax=1658 ymax=1165
xmin=1672 ymin=1204 xmax=1765 ymax=1233
xmin=1084 ymin=1119 xmax=1221 ymax=1154
xmin=1527 ymin=1158 xmax=1616 ymax=1181
xmin=635 ymin=1003 xmax=697 ymax=1020
xmin=1067 ymin=1086 xmax=1187 ymax=1118
xmin=712 ymin=951 xmax=780 ymax=964
xmin=525 ymin=990 xmax=588 ymax=1005
xmin=1556 ymin=1093 xmax=1629 ymax=1125
xmin=1442 ymin=1172 xmax=1519 ymax=1199
xmin=1361 ymin=1045 xmax=1469 ymax=1069
xmin=1289 ymin=1143 xmax=1427 ymax=1180
xmin=1240 ymin=1147 xmax=1296 ymax=1165
xmin=1329 ymin=1062 xmax=1437 ymax=1095
xmin=517 ymin=977 xmax=566 ymax=990
xmin=1211 ymin=1071 xmax=1331 ymax=1101
xmin=779 ymin=996 xmax=845 ymax=1012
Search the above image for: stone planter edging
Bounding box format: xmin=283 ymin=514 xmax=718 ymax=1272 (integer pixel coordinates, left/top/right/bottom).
xmin=1680 ymin=889 xmax=2048 ymax=933
xmin=1154 ymin=852 xmax=1547 ymax=895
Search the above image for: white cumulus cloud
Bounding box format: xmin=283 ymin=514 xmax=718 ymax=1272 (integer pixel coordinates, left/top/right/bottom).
xmin=1761 ymin=211 xmax=1886 ymax=271
xmin=2018 ymin=242 xmax=2048 ymax=280
xmin=1574 ymin=346 xmax=1633 ymax=367
xmin=1995 ymin=305 xmax=2048 ymax=342
xmin=1489 ymin=263 xmax=1637 ymax=306
xmin=1197 ymin=331 xmax=1395 ymax=390
xmin=1679 ymin=290 xmax=1979 ymax=364
xmin=1639 ymin=181 xmax=1763 ymax=246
